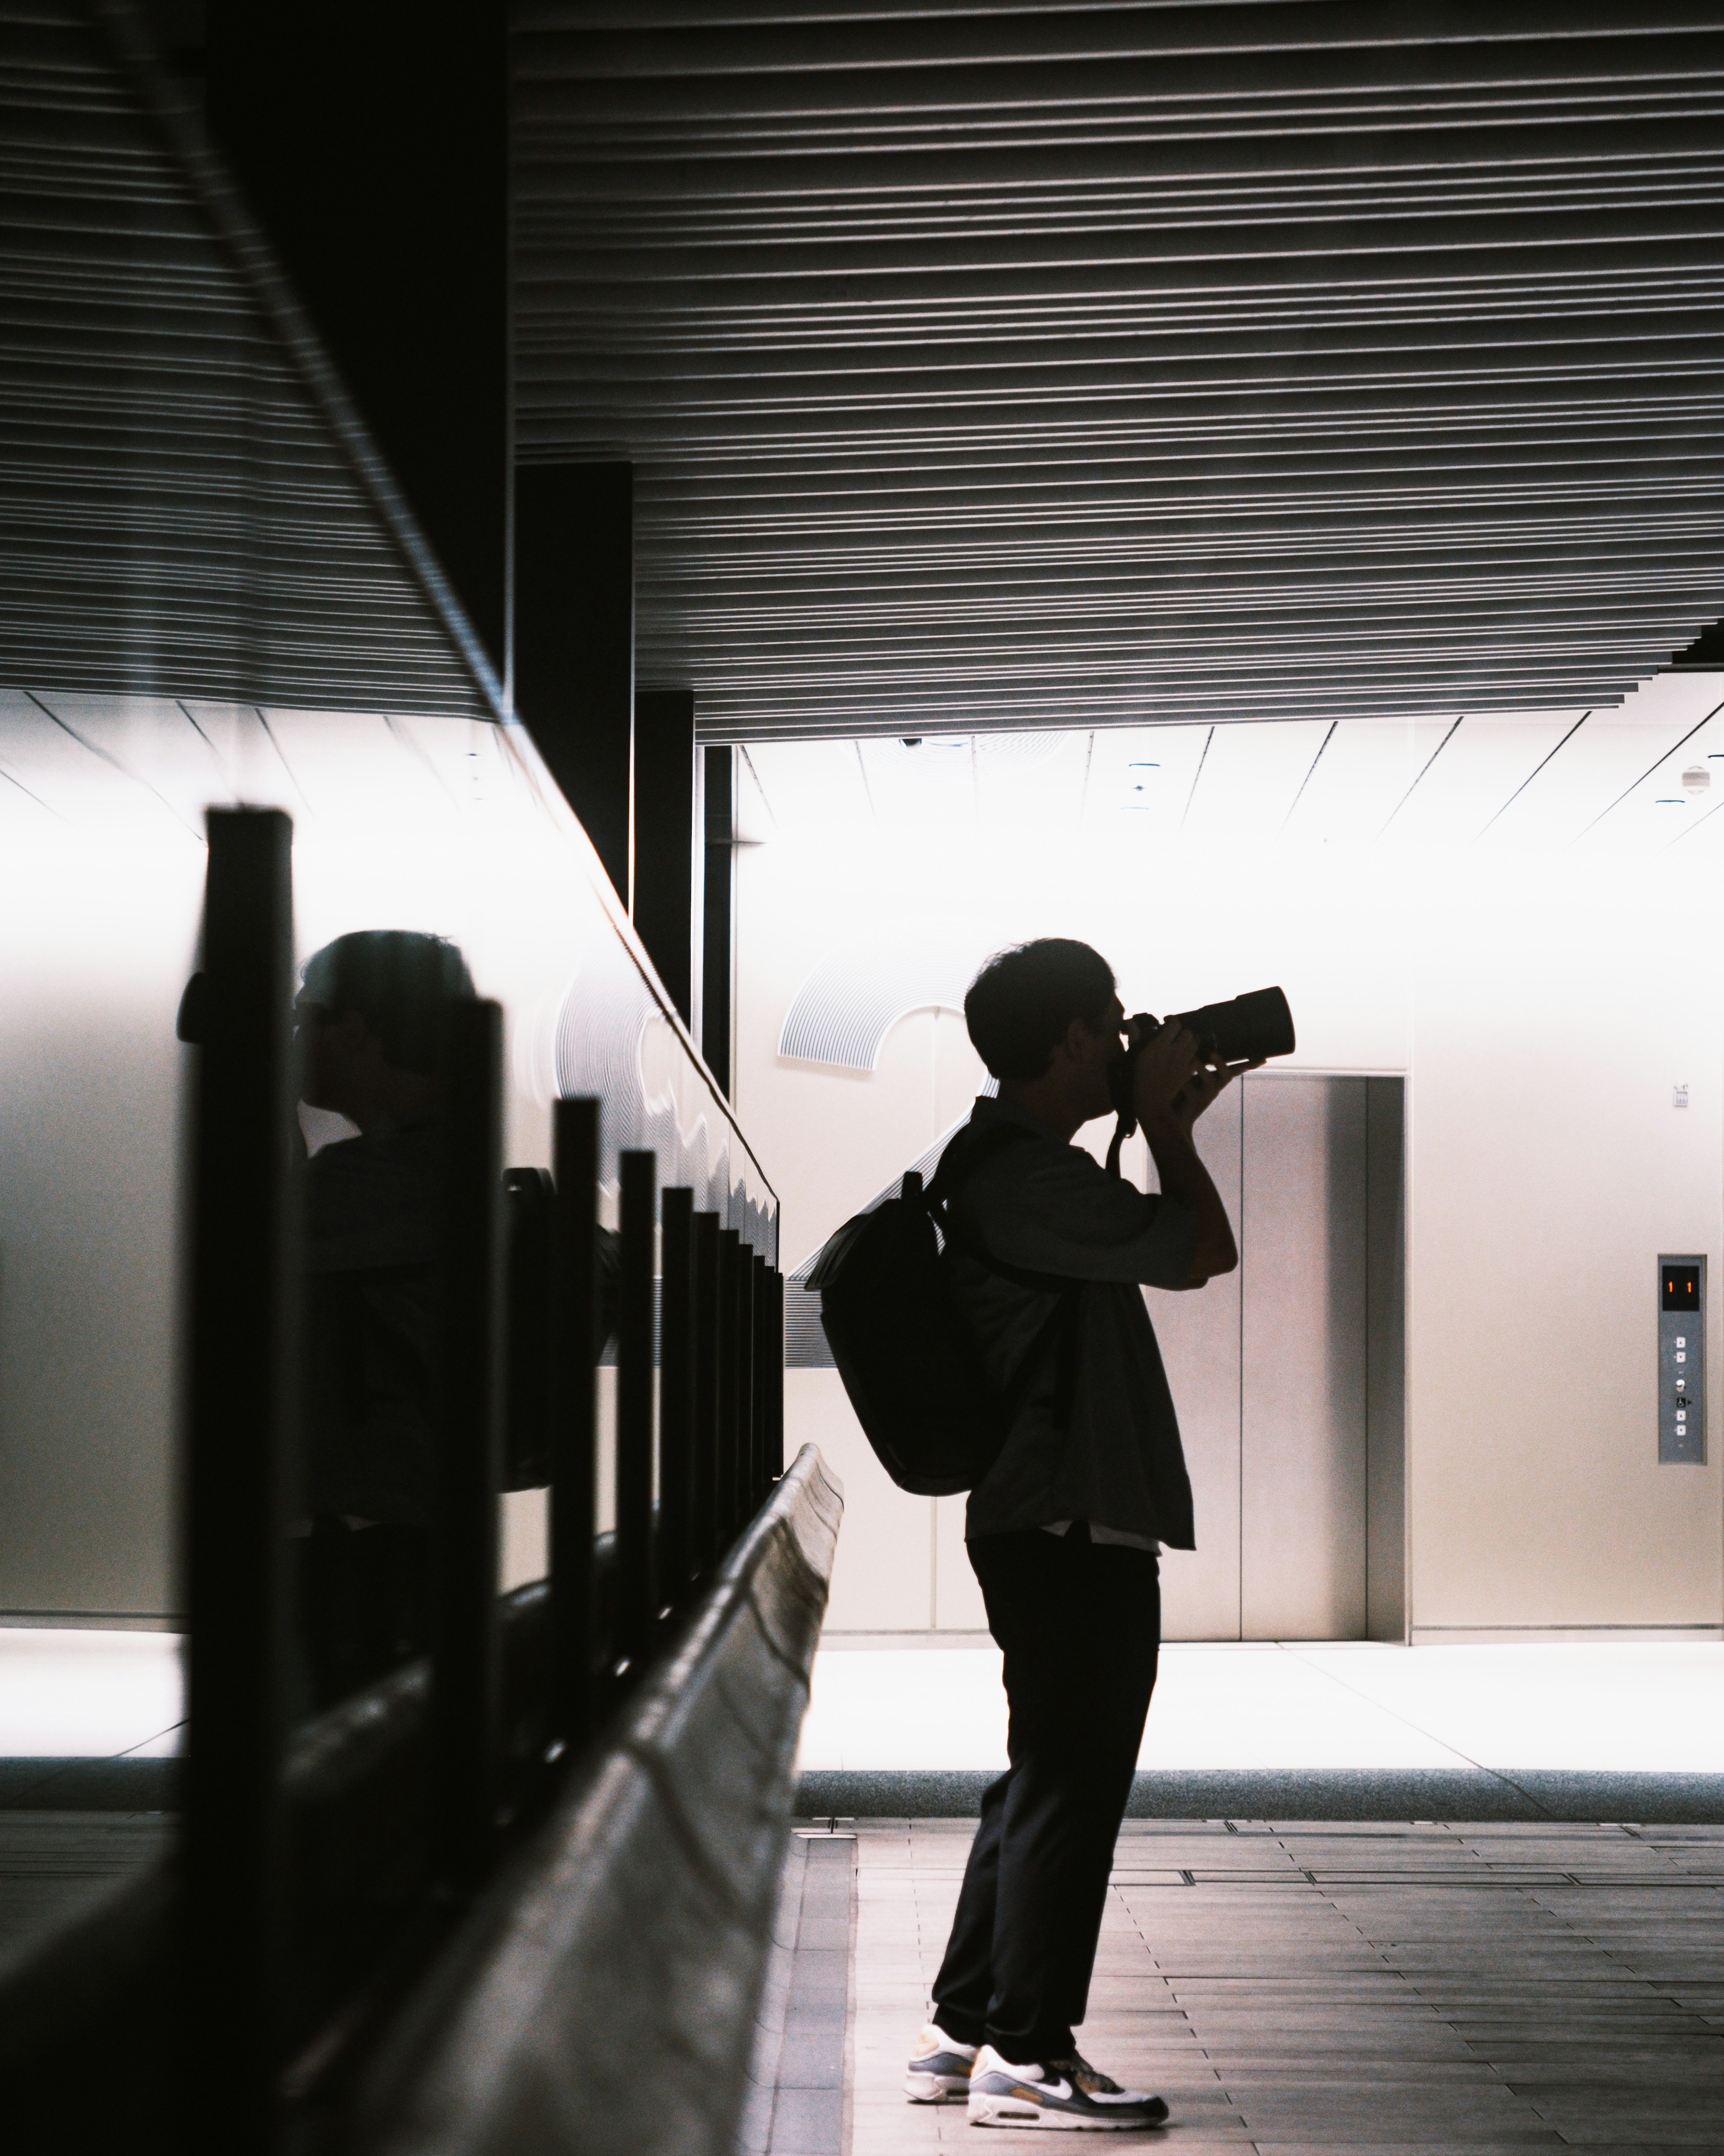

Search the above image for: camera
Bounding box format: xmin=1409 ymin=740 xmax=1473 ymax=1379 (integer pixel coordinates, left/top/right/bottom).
xmin=1108 ymin=985 xmax=1296 ymax=1128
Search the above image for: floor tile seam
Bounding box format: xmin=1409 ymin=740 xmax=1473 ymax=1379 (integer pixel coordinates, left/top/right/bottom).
xmin=1269 ymin=1646 xmax=1559 ymax=1808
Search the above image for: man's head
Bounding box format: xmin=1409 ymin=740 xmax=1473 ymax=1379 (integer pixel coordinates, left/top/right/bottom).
xmin=964 ymin=939 xmax=1124 ymax=1134
xmin=296 ymin=931 xmax=475 ymax=1129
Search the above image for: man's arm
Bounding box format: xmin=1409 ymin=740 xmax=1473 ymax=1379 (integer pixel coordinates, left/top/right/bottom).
xmin=1131 ymin=1021 xmax=1252 ymax=1287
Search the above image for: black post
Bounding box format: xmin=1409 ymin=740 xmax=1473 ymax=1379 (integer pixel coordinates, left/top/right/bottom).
xmin=735 ymin=1246 xmax=756 ymax=1525
xmin=752 ymin=1254 xmax=770 ymax=1497
xmin=770 ymin=1268 xmax=786 ymax=1482
xmin=715 ymin=1229 xmax=739 ymax=1547
xmin=615 ymin=1150 xmax=657 ymax=1670
xmin=692 ymin=1212 xmax=720 ymax=1572
xmin=658 ymin=1188 xmax=695 ymax=1611
xmin=206 ymin=1 xmax=510 ymax=677
xmin=701 ymin=746 xmax=734 ymax=1093
xmin=431 ymin=999 xmax=504 ymax=1888
xmin=515 ymin=462 xmax=634 ymax=904
xmin=185 ymin=807 xmax=296 ymax=2155
xmin=634 ymin=690 xmax=696 ymax=1024
xmin=550 ymin=1098 xmax=599 ymax=1751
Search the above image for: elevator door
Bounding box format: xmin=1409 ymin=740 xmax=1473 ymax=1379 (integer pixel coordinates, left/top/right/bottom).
xmin=1147 ymin=1071 xmax=1401 ymax=1641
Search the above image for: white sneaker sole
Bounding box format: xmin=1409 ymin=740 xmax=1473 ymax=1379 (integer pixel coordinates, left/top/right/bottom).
xmin=906 ymin=2070 xmax=971 ymax=2103
xmin=969 ymin=2096 xmax=1162 ymax=2130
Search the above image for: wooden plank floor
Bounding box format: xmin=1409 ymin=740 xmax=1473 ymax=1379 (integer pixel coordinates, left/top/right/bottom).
xmin=848 ymin=1818 xmax=1724 ymax=2153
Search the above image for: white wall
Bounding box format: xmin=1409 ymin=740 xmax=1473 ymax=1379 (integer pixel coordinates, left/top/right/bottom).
xmin=734 ymin=699 xmax=1724 ymax=1641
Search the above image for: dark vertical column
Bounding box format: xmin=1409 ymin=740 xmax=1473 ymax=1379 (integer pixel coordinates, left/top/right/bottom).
xmin=770 ymin=1268 xmax=786 ymax=1481
xmin=691 ymin=1212 xmax=720 ymax=1573
xmin=701 ymin=744 xmax=734 ymax=1093
xmin=205 ymin=1 xmax=510 ymax=676
xmin=715 ymin=1229 xmax=739 ymax=1546
xmin=515 ymin=463 xmax=634 ymax=904
xmin=748 ymin=1254 xmax=765 ymax=1497
xmin=432 ymin=1001 xmax=504 ymax=1887
xmin=735 ymin=1248 xmax=756 ymax=1523
xmin=615 ymin=1150 xmax=656 ymax=1670
xmin=550 ymin=1098 xmax=599 ymax=1748
xmin=658 ymin=1188 xmax=695 ymax=1610
xmin=185 ymin=808 xmax=295 ymax=2154
xmin=633 ymin=688 xmax=696 ymax=1023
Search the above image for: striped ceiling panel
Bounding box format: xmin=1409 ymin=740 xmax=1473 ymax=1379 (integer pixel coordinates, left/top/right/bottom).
xmin=514 ymin=3 xmax=1724 ymax=741
xmin=0 ymin=2 xmax=499 ymax=719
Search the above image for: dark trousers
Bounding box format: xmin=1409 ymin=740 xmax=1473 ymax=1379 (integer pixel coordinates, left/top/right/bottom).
xmin=931 ymin=1525 xmax=1160 ymax=2064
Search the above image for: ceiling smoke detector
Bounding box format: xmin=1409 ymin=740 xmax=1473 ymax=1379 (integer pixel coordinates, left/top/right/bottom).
xmin=1682 ymin=765 xmax=1711 ymax=795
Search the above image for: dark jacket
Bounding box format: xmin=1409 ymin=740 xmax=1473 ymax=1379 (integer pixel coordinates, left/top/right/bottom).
xmin=944 ymin=1096 xmax=1199 ymax=1547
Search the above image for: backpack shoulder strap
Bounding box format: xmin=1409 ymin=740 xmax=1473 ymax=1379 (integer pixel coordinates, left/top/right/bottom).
xmin=928 ymin=1121 xmax=1073 ymax=1296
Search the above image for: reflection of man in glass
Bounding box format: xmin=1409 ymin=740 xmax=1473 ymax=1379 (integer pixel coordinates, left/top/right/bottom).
xmin=293 ymin=931 xmax=474 ymax=1709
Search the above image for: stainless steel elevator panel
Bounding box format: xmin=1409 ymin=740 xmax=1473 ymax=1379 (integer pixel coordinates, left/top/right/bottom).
xmin=1658 ymin=1255 xmax=1706 ymax=1465
xmin=1240 ymin=1075 xmax=1369 ymax=1640
xmin=1148 ymin=1085 xmax=1242 ymax=1642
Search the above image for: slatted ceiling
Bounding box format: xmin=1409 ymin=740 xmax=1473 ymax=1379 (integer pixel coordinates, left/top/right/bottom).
xmin=1180 ymin=717 xmax=1333 ymax=846
xmin=1377 ymin=715 xmax=1583 ymax=849
xmin=518 ymin=3 xmax=1724 ymax=742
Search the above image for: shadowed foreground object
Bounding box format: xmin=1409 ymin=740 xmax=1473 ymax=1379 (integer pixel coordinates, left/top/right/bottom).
xmin=345 ymin=1446 xmax=843 ymax=2156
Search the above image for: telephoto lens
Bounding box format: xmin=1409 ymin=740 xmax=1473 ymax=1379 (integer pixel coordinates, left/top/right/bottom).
xmin=1108 ymin=986 xmax=1295 ymax=1129
xmin=1167 ymin=985 xmax=1295 ymax=1064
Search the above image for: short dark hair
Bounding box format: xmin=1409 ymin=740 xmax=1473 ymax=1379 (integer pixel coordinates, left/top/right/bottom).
xmin=297 ymin=931 xmax=475 ymax=1076
xmin=964 ymin=939 xmax=1117 ymax=1081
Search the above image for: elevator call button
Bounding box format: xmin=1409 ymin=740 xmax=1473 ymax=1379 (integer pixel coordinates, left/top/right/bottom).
xmin=1658 ymin=1255 xmax=1706 ymax=1465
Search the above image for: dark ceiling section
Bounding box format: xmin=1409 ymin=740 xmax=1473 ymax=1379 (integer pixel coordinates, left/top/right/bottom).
xmin=514 ymin=4 xmax=1724 ymax=741
xmin=0 ymin=2 xmax=497 ymax=717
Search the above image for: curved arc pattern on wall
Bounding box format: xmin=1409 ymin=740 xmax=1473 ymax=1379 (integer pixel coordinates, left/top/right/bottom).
xmin=778 ymin=930 xmax=991 ymax=1072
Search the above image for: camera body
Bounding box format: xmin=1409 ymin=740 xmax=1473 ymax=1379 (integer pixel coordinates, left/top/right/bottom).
xmin=1108 ymin=985 xmax=1296 ymax=1127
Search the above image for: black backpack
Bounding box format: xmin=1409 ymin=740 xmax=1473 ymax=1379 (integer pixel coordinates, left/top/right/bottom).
xmin=804 ymin=1124 xmax=1078 ymax=1496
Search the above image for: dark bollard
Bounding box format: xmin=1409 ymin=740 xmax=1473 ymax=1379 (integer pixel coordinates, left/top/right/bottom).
xmin=715 ymin=1229 xmax=739 ymax=1545
xmin=691 ymin=1212 xmax=720 ymax=1572
xmin=431 ymin=999 xmax=504 ymax=1889
xmin=658 ymin=1188 xmax=695 ymax=1612
xmin=185 ymin=808 xmax=296 ymax=2154
xmin=769 ymin=1267 xmax=786 ymax=1482
xmin=550 ymin=1098 xmax=599 ymax=1752
xmin=615 ymin=1150 xmax=656 ymax=1671
xmin=735 ymin=1243 xmax=756 ymax=1525
xmin=751 ymin=1253 xmax=770 ymax=1497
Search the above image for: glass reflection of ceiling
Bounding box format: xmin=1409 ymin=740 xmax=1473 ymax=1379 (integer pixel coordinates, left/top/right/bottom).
xmin=0 ymin=1 xmax=497 ymax=719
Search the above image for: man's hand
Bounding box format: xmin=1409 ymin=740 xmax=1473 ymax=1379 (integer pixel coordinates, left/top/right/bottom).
xmin=1167 ymin=1052 xmax=1264 ymax=1134
xmin=1129 ymin=1017 xmax=1203 ymax=1128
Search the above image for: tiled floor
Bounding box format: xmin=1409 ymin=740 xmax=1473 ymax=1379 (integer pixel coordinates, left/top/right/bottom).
xmin=0 ymin=1812 xmax=173 ymax=1979
xmin=844 ymin=1816 xmax=1724 ymax=2152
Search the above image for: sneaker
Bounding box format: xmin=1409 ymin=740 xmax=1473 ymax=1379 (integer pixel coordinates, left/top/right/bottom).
xmin=905 ymin=2021 xmax=978 ymax=2103
xmin=967 ymin=2044 xmax=1169 ymax=2130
